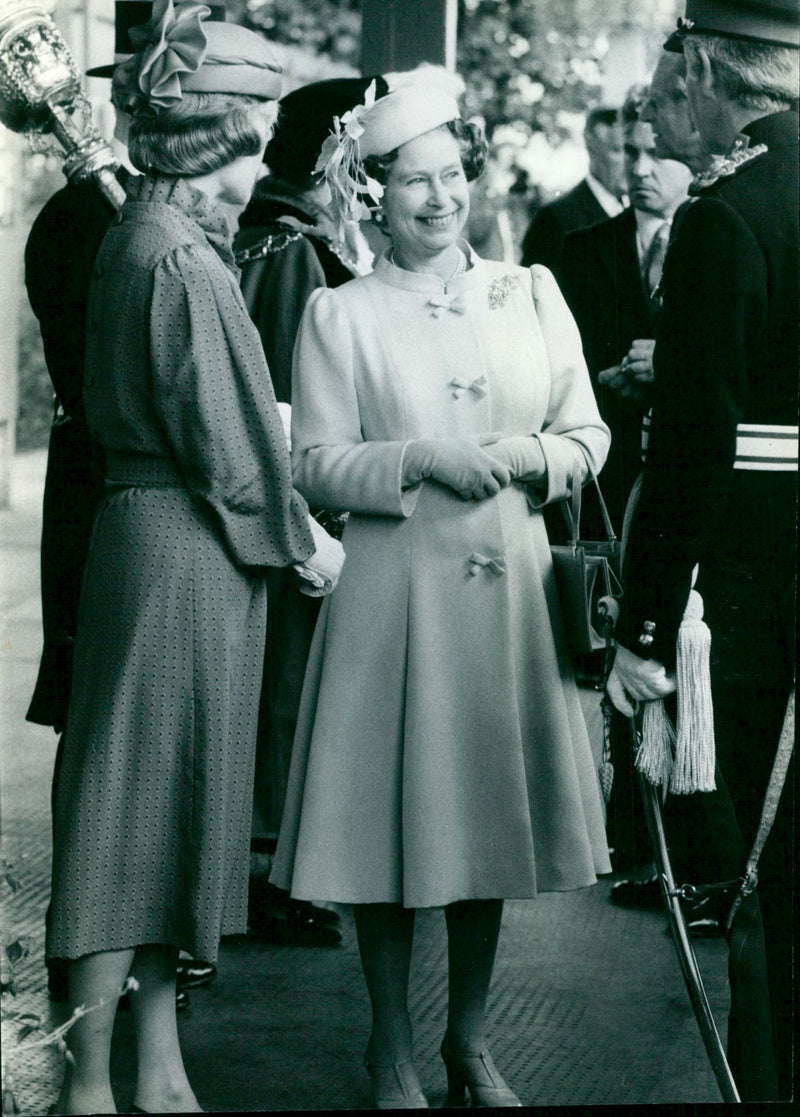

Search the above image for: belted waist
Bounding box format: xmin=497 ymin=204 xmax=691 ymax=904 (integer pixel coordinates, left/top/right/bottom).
xmin=104 ymin=452 xmax=184 ymax=487
xmin=641 ymin=415 xmax=799 ymax=472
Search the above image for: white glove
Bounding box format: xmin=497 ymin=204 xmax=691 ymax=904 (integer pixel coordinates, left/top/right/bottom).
xmin=606 ymin=644 xmax=676 ymax=717
xmin=294 ymin=514 xmax=345 ymax=597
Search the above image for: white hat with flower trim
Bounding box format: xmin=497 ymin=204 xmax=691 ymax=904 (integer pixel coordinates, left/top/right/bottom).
xmin=314 ymin=81 xmax=461 ymax=254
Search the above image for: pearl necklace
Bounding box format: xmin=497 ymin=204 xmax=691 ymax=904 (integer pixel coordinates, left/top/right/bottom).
xmin=389 ymin=246 xmax=468 ymax=292
xmin=443 ymin=248 xmax=468 ymax=292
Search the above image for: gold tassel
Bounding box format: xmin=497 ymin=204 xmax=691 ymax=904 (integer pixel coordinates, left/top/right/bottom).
xmin=670 ymin=589 xmax=716 ymax=794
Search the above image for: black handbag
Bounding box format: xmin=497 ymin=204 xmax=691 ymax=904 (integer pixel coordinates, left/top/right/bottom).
xmin=550 ymin=461 xmax=621 ymax=656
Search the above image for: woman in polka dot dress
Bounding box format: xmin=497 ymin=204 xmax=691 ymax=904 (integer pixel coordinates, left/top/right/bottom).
xmin=45 ymin=5 xmax=341 ymax=1113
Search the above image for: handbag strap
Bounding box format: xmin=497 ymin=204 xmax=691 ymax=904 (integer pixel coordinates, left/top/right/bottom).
xmin=527 ymin=266 xmax=617 ymax=547
xmin=560 ymin=455 xmax=618 ymax=547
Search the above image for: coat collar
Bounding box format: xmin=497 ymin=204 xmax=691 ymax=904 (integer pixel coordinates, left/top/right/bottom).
xmin=373 ymin=243 xmax=483 ymax=293
xmin=126 ymin=175 xmax=235 ymax=267
xmin=743 ymin=109 xmax=799 ymax=153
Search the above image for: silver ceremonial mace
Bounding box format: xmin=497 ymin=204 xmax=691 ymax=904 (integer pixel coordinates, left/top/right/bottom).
xmin=0 ymin=0 xmax=124 ymax=208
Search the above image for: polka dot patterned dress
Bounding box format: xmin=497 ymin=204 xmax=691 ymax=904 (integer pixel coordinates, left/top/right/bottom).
xmin=47 ymin=176 xmax=313 ymax=962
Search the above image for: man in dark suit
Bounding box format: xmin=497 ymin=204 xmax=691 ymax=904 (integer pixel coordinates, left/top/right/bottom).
xmin=557 ymin=90 xmax=691 ymax=541
xmin=520 ymin=106 xmax=627 ymax=269
xmin=607 ymin=0 xmax=798 ymax=1099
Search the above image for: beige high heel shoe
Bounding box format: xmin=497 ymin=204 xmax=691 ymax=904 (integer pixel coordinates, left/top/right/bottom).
xmin=440 ymin=1039 xmax=522 ymax=1107
xmin=364 ymin=1054 xmax=428 ymax=1109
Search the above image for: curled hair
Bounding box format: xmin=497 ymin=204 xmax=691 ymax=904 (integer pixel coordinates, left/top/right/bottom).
xmin=363 ymin=118 xmax=489 ymax=187
xmin=127 ymin=92 xmax=279 ymax=176
xmin=621 ymin=84 xmax=648 ymax=124
xmin=685 ymin=34 xmax=799 ymax=112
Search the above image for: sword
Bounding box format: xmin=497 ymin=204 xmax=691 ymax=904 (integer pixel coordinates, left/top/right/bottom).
xmin=630 ymin=710 xmax=741 ymax=1104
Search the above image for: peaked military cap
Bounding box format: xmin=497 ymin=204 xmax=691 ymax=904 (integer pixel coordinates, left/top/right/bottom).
xmin=665 ymin=0 xmax=800 ymax=51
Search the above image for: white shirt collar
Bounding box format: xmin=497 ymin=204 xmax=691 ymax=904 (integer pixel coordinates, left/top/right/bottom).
xmin=585 ymin=172 xmax=627 ymax=218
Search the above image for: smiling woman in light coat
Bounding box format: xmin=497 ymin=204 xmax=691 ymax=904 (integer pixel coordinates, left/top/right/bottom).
xmin=270 ymin=82 xmax=612 ymax=1109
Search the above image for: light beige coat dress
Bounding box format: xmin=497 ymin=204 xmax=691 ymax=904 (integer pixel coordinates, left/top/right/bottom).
xmin=271 ymin=250 xmax=612 ymax=908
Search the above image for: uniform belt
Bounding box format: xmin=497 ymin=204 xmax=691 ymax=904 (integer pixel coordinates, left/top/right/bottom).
xmin=641 ymin=415 xmax=799 ymax=472
xmin=104 ymin=452 xmax=184 ymax=487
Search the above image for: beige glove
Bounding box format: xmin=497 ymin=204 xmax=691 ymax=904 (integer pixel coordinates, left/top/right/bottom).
xmin=403 ymin=438 xmax=511 ymax=500
xmin=480 ymin=435 xmax=546 ymax=481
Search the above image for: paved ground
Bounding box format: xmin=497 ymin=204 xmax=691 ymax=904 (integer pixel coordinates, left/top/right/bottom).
xmin=1 ymin=450 xmax=738 ymax=1115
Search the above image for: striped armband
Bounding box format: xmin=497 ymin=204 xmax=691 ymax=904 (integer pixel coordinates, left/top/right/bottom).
xmin=641 ymin=414 xmax=798 ymax=472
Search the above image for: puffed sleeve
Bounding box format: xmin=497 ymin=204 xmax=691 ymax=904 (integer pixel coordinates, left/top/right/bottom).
xmin=290 ymin=288 xmax=420 ymax=517
xmin=150 ymin=244 xmax=314 ymax=568
xmin=529 ymin=264 xmax=610 ymax=505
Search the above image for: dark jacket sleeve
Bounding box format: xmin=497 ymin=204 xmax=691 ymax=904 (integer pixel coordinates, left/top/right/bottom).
xmin=25 ymin=183 xmax=116 ymax=417
xmin=238 ymin=236 xmax=327 ymax=404
xmin=617 ymin=196 xmax=765 ymax=665
xmin=520 ymin=205 xmax=567 ymax=271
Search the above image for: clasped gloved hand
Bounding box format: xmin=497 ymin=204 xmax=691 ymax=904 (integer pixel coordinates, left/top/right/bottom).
xmin=479 ymin=434 xmax=546 ymax=481
xmin=403 ymin=438 xmax=511 ymax=501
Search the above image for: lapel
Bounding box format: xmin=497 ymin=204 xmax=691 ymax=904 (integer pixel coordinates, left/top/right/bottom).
xmin=609 ymin=207 xmax=652 ymax=327
xmin=572 ymin=179 xmax=608 ymax=228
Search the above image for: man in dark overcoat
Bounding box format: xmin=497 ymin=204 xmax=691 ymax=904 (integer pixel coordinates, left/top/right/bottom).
xmin=520 ymin=106 xmax=627 ymax=269
xmin=607 ymin=0 xmax=799 ymax=1100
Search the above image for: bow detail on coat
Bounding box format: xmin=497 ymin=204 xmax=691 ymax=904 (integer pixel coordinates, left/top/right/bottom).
xmin=468 ymin=552 xmax=506 ymax=577
xmin=427 ymin=294 xmax=465 ymax=318
xmin=449 ymin=374 xmax=488 ymax=400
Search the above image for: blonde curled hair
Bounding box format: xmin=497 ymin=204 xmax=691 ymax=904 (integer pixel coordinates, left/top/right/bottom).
xmin=124 ymin=91 xmax=278 ymax=176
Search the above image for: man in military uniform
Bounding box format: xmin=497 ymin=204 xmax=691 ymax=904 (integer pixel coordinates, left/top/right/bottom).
xmin=607 ymin=0 xmax=798 ymax=1100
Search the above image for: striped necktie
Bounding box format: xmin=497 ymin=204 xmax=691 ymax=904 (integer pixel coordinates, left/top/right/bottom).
xmin=641 ymin=220 xmax=671 ymax=299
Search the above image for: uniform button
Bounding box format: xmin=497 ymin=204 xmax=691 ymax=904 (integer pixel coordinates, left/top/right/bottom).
xmin=95 ymin=265 xmax=105 ymax=278
xmin=112 ymin=212 xmax=124 ymax=225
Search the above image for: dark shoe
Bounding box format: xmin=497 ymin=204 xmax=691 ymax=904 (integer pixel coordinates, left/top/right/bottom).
xmin=176 ymin=959 xmax=217 ymax=990
xmin=249 ymin=877 xmax=340 ymax=926
xmin=290 ymin=897 xmax=340 ymax=927
xmin=119 ymin=988 xmax=189 ymax=1012
xmin=686 ymin=916 xmax=723 ymax=938
xmin=248 ymin=907 xmax=341 ymax=948
xmin=683 ymin=893 xmax=723 ymax=937
xmin=609 ymin=876 xmax=662 ymax=911
xmin=440 ymin=1040 xmax=521 ymax=1107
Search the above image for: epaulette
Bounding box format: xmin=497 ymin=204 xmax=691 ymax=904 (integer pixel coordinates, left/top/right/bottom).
xmin=689 ymin=137 xmax=768 ymax=195
xmin=234 ymin=227 xmax=304 ymax=266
